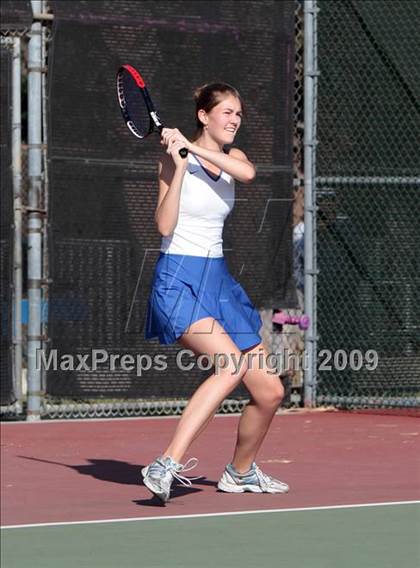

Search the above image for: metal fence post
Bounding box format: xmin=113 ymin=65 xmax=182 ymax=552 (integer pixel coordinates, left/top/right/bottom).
xmin=27 ymin=0 xmax=44 ymax=420
xmin=303 ymin=0 xmax=319 ymax=407
xmin=40 ymin=0 xmax=51 ymax=396
xmin=12 ymin=36 xmax=23 ymax=409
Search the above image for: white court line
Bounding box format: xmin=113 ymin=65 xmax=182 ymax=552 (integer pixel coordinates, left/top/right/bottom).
xmin=2 ymin=500 xmax=419 ymax=530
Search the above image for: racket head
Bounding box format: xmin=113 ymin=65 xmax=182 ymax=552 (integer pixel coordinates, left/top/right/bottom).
xmin=116 ymin=65 xmax=154 ymax=139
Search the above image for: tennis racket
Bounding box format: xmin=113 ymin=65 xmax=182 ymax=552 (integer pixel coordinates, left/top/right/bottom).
xmin=116 ymin=64 xmax=188 ymax=158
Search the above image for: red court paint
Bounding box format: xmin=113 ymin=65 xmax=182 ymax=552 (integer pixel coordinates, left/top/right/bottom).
xmin=1 ymin=412 xmax=419 ymax=526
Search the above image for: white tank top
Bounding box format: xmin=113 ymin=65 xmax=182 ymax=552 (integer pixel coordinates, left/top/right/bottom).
xmin=160 ymin=152 xmax=235 ymax=258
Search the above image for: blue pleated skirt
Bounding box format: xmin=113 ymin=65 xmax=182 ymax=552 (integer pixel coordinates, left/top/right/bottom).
xmin=145 ymin=253 xmax=262 ymax=351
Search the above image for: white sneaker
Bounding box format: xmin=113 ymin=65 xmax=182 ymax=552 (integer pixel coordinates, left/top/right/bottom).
xmin=217 ymin=462 xmax=289 ymax=494
xmin=141 ymin=456 xmax=199 ymax=503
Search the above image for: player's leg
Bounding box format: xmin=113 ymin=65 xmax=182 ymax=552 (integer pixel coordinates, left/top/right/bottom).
xmin=142 ymin=316 xmax=249 ymax=502
xmin=231 ymin=343 xmax=284 ymax=472
xmin=162 ymin=317 xmax=248 ymax=463
xmin=217 ymin=343 xmax=289 ymax=494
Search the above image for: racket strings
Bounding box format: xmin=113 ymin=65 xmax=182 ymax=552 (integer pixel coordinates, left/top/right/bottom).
xmin=119 ymin=71 xmax=152 ymax=138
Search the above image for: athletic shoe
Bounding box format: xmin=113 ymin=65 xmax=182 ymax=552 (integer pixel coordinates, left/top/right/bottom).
xmin=141 ymin=456 xmax=200 ymax=503
xmin=217 ymin=462 xmax=289 ymax=494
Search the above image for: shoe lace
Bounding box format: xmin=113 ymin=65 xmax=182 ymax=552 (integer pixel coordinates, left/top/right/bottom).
xmin=254 ymin=465 xmax=288 ymax=490
xmin=254 ymin=465 xmax=274 ymax=488
xmin=168 ymin=457 xmax=201 ymax=487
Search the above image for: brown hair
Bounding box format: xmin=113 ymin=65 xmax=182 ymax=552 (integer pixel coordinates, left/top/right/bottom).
xmin=192 ymin=82 xmax=244 ymax=140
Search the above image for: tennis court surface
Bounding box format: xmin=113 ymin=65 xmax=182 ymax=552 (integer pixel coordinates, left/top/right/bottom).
xmin=1 ymin=411 xmax=419 ymax=567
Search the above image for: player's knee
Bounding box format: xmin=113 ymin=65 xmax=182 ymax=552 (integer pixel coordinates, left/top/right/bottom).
xmin=216 ymin=351 xmax=248 ymax=385
xmin=270 ymin=381 xmax=285 ymax=406
xmin=257 ymin=377 xmax=284 ymax=409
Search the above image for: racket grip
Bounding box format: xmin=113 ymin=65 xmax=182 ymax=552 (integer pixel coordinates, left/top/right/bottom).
xmin=179 ymin=147 xmax=188 ymax=158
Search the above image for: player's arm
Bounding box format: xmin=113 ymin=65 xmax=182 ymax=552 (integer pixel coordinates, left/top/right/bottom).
xmin=154 ymin=154 xmax=183 ymax=237
xmin=189 ymin=145 xmax=256 ymax=184
xmin=154 ymin=151 xmax=187 ymax=237
xmin=161 ymin=128 xmax=256 ymax=184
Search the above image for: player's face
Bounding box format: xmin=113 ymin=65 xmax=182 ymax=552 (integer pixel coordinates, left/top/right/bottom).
xmin=205 ymin=94 xmax=243 ymax=145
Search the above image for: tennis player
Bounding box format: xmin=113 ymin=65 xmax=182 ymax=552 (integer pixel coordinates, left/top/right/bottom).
xmin=142 ymin=82 xmax=289 ymax=503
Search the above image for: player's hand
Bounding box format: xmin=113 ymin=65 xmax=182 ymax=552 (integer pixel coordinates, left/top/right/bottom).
xmin=166 ymin=138 xmax=189 ymax=168
xmin=161 ymin=128 xmax=190 ymax=152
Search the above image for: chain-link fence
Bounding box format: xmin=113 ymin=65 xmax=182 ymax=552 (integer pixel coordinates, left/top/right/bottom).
xmin=315 ymin=0 xmax=420 ymax=408
xmin=268 ymin=0 xmax=306 ymax=408
xmin=3 ymin=0 xmax=418 ymax=420
xmin=0 ymin=1 xmax=32 ymax=415
xmin=1 ymin=1 xmax=300 ymax=420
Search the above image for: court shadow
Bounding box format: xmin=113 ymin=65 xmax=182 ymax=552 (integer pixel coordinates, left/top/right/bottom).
xmin=17 ymin=455 xmax=218 ymax=490
xmin=18 ymin=455 xmax=144 ymax=485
